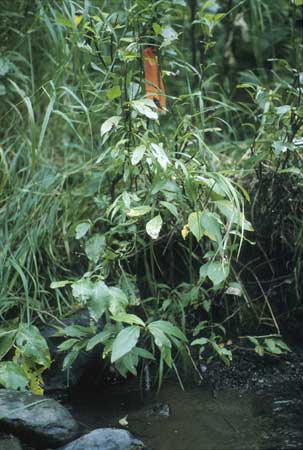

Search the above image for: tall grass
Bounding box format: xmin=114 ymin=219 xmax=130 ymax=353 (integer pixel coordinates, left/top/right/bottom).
xmin=0 ymin=0 xmax=301 ymax=363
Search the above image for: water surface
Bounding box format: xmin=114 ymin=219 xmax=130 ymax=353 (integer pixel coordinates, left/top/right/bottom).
xmin=70 ymin=380 xmax=303 ymax=450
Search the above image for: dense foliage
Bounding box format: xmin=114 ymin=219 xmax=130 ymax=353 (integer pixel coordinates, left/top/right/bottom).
xmin=0 ymin=0 xmax=302 ymax=391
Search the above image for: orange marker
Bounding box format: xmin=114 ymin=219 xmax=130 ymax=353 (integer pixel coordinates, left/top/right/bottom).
xmin=143 ymin=47 xmax=166 ymax=113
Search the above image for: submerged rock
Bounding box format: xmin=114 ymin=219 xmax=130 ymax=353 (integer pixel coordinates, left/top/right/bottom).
xmin=0 ymin=389 xmax=79 ymax=448
xmin=0 ymin=433 xmax=23 ymax=450
xmin=130 ymin=402 xmax=171 ymax=421
xmin=59 ymin=428 xmax=147 ymax=450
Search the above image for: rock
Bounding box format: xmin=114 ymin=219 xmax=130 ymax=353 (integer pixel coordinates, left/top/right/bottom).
xmin=142 ymin=402 xmax=170 ymax=418
xmin=59 ymin=428 xmax=148 ymax=450
xmin=42 ymin=309 xmax=104 ymax=392
xmin=0 ymin=389 xmax=79 ymax=448
xmin=0 ymin=433 xmax=23 ymax=450
xmin=130 ymin=402 xmax=171 ymax=421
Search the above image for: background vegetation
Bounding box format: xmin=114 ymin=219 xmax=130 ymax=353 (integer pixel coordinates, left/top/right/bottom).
xmin=0 ymin=0 xmax=302 ymax=391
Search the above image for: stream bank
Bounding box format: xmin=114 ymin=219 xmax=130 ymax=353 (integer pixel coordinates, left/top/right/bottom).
xmin=68 ymin=346 xmax=303 ymax=450
xmin=1 ymin=347 xmax=302 ymax=450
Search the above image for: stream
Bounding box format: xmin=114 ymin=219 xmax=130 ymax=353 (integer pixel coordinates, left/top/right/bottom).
xmin=70 ymin=379 xmax=303 ymax=450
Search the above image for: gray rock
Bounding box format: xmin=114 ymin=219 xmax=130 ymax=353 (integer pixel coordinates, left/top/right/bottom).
xmin=141 ymin=402 xmax=170 ymax=418
xmin=42 ymin=309 xmax=104 ymax=392
xmin=129 ymin=402 xmax=171 ymax=421
xmin=0 ymin=389 xmax=79 ymax=448
xmin=0 ymin=433 xmax=23 ymax=450
xmin=59 ymin=428 xmax=147 ymax=450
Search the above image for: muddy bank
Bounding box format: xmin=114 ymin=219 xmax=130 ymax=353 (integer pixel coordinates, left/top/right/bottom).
xmin=68 ymin=364 xmax=303 ymax=450
xmin=202 ymin=345 xmax=303 ymax=393
xmin=14 ymin=346 xmax=303 ymax=450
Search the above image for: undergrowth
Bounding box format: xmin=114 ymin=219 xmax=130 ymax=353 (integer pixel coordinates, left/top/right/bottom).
xmin=0 ymin=0 xmax=302 ymax=392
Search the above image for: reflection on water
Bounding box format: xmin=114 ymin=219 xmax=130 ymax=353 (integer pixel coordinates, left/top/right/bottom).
xmin=70 ymin=380 xmax=303 ymax=450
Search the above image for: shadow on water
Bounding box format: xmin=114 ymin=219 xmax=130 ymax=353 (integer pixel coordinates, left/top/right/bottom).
xmin=69 ymin=379 xmax=303 ymax=450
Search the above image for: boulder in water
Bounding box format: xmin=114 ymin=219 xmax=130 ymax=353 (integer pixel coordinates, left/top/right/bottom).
xmin=59 ymin=428 xmax=148 ymax=450
xmin=0 ymin=389 xmax=79 ymax=448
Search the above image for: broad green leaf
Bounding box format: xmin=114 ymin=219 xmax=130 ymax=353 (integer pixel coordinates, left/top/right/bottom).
xmin=148 ymin=320 xmax=187 ymax=342
xmin=146 ymin=215 xmax=163 ymax=239
xmin=161 ymin=345 xmax=173 ymax=368
xmin=272 ymin=140 xmax=287 ymax=155
xmin=148 ymin=326 xmax=171 ymax=349
xmin=255 ymin=345 xmax=264 ymax=356
xmin=207 ymin=261 xmax=229 ymax=286
xmin=16 ymin=325 xmax=51 ymax=368
xmin=152 ymin=23 xmax=162 ymax=35
xmin=100 ymin=116 xmax=121 ymax=137
xmin=195 ymin=176 xmax=227 ymax=199
xmin=57 ymin=338 xmax=79 ymax=352
xmin=111 ymin=326 xmax=140 ymax=363
xmin=191 ymin=337 xmax=208 ymax=346
xmin=117 ymin=351 xmax=139 ymax=376
xmin=133 ymin=347 xmax=156 ymax=360
xmin=59 ymin=324 xmax=92 ymax=338
xmin=203 ymin=299 xmax=211 ymax=312
xmin=132 ymin=99 xmax=158 ymax=120
xmin=72 ymin=279 xmax=94 ymax=303
xmin=75 ymin=222 xmax=90 ymax=239
xmin=215 ymin=201 xmax=253 ymax=231
xmin=112 ymin=312 xmax=145 ymax=327
xmin=131 ymin=145 xmax=146 ymax=165
xmin=0 ymin=332 xmax=16 ymax=360
xmin=89 ymin=281 xmax=112 ymax=321
xmin=188 ymin=211 xmax=204 ymax=241
xmin=275 ymin=340 xmax=291 ymax=352
xmin=85 ymin=234 xmax=106 ymax=264
xmin=161 ymin=25 xmax=178 ymax=46
xmin=248 ymin=336 xmax=260 ymax=346
xmin=213 ymin=344 xmax=232 ymax=361
xmin=265 ymin=339 xmax=282 ymax=355
xmin=74 ymin=281 xmax=108 ymax=319
xmin=56 ymin=13 xmax=74 ymax=29
xmin=160 ymin=201 xmax=178 ymax=218
xmin=106 ymin=85 xmax=121 ymax=100
xmin=108 ymin=287 xmax=128 ymax=315
xmin=199 ymin=262 xmax=210 ymax=282
xmin=63 ymin=350 xmax=79 ymax=370
xmin=0 ymin=362 xmax=28 ymax=390
xmin=127 ymin=206 xmax=152 ymax=217
xmin=276 ymin=105 xmax=291 ymax=116
xmin=119 ymin=271 xmax=140 ymax=306
xmin=86 ymin=329 xmax=113 ymax=351
xmin=151 ymin=143 xmax=170 ymax=171
xmin=225 ymin=282 xmax=242 ymax=296
xmin=127 ymin=82 xmax=140 ymax=100
xmin=200 ymin=211 xmax=222 ymax=243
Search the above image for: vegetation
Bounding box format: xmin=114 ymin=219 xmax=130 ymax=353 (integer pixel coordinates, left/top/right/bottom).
xmin=0 ymin=0 xmax=302 ymax=392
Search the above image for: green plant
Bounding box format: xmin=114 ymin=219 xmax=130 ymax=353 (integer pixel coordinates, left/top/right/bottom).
xmin=0 ymin=321 xmax=50 ymax=393
xmin=246 ymin=336 xmax=291 ymax=356
xmin=0 ymin=0 xmax=299 ymax=391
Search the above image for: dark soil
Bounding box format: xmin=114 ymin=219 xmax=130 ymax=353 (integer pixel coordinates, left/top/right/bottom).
xmin=202 ymin=345 xmax=303 ymax=394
